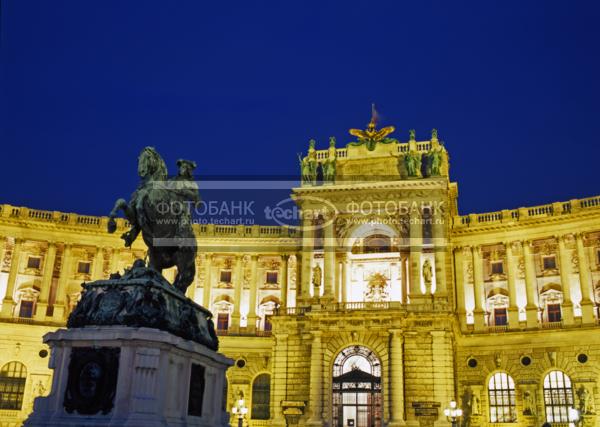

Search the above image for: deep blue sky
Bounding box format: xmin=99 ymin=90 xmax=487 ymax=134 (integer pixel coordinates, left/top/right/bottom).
xmin=1 ymin=1 xmax=599 ymax=218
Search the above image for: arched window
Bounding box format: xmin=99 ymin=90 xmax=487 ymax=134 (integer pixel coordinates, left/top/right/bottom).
xmin=332 ymin=345 xmax=382 ymax=427
xmin=488 ymin=372 xmax=516 ymax=423
xmin=543 ymin=370 xmax=574 ymax=423
xmin=0 ymin=362 xmax=27 ymax=410
xmin=251 ymin=373 xmax=270 ymax=420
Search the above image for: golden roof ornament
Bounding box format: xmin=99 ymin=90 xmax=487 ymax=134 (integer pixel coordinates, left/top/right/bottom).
xmin=349 ymin=104 xmax=395 ymax=150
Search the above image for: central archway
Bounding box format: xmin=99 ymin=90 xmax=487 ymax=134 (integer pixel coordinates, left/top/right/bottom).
xmin=332 ymin=345 xmax=382 ymax=427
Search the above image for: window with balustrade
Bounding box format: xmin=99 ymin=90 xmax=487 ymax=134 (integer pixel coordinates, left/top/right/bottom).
xmin=488 ymin=372 xmax=516 ymax=423
xmin=0 ymin=362 xmax=27 ymax=410
xmin=543 ymin=370 xmax=574 ymax=423
xmin=547 ymin=304 xmax=562 ymax=322
xmin=251 ymin=374 xmax=270 ymax=420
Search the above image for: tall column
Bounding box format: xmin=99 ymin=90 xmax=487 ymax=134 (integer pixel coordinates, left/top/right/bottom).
xmin=323 ymin=215 xmax=335 ymax=300
xmin=231 ymin=255 xmax=243 ymax=331
xmin=280 ymin=254 xmax=289 ymax=309
xmin=409 ymin=208 xmax=423 ymax=301
xmin=557 ymin=235 xmax=574 ymax=325
xmin=388 ymin=330 xmax=406 ymax=427
xmin=505 ymin=241 xmax=520 ymax=327
xmin=433 ymin=207 xmax=447 ymax=296
xmin=401 ymin=255 xmax=408 ymax=305
xmin=454 ymin=247 xmax=467 ymax=330
xmin=271 ymin=333 xmax=289 ymax=427
xmin=202 ymin=254 xmax=213 ymax=309
xmin=109 ymin=247 xmax=121 ymax=275
xmin=301 ymin=213 xmax=314 ymax=302
xmin=471 ymin=245 xmax=485 ymax=331
xmin=307 ymin=331 xmax=323 ymax=426
xmin=295 ymin=253 xmax=302 ymax=304
xmin=341 ymin=254 xmax=349 ymax=304
xmin=91 ymin=246 xmax=105 ymax=281
xmin=523 ymin=241 xmax=539 ymax=328
xmin=35 ymin=242 xmax=57 ymax=320
xmin=1 ymin=238 xmax=23 ymax=317
xmin=247 ymin=255 xmax=259 ymax=331
xmin=576 ymin=233 xmax=595 ymax=324
xmin=53 ymin=243 xmax=73 ymax=321
xmin=191 ymin=258 xmax=203 ymax=304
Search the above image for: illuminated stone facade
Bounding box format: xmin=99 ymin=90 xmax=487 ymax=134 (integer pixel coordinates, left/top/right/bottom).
xmin=1 ymin=124 xmax=600 ymax=427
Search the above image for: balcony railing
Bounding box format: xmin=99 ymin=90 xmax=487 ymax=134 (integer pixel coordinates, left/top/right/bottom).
xmin=454 ymin=195 xmax=600 ymax=229
xmin=274 ymin=300 xmax=451 ymax=315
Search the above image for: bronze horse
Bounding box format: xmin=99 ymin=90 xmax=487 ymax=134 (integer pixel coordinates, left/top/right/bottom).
xmin=107 ymin=147 xmax=200 ymax=294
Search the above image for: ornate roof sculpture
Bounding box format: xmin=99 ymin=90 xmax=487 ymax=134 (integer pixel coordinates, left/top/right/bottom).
xmin=348 ymin=104 xmax=396 ymax=151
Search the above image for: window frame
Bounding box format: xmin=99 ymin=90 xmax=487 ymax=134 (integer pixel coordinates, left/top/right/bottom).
xmin=251 ymin=373 xmax=271 ymax=420
xmin=26 ymin=256 xmax=41 ymax=270
xmin=487 ymin=372 xmax=517 ymax=423
xmin=77 ymin=261 xmax=91 ymax=274
xmin=543 ymin=370 xmax=574 ymax=423
xmin=493 ymin=308 xmax=508 ymax=326
xmin=547 ymin=303 xmax=562 ymax=322
xmin=265 ymin=271 xmax=278 ymax=285
xmin=542 ymin=255 xmax=557 ymax=271
xmin=0 ymin=361 xmax=27 ymax=410
xmin=490 ymin=260 xmax=504 ymax=275
xmin=219 ymin=270 xmax=232 ymax=284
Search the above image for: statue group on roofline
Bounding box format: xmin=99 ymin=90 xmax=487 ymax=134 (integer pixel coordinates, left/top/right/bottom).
xmin=298 ymin=137 xmax=338 ymax=186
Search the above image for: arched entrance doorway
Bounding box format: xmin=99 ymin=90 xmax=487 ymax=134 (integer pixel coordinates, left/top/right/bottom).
xmin=332 ymin=345 xmax=382 ymax=427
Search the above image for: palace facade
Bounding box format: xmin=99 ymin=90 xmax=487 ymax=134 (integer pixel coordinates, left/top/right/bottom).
xmin=1 ymin=121 xmax=600 ymax=427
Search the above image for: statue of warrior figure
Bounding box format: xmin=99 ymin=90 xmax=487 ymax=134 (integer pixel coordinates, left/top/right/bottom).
xmin=404 ymin=150 xmax=422 ymax=178
xmin=422 ymin=259 xmax=433 ymax=292
xmin=312 ymin=264 xmax=322 ymax=288
xmin=107 ymin=147 xmax=200 ymax=294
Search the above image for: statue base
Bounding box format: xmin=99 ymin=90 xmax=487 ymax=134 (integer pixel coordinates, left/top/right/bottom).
xmin=67 ymin=261 xmax=218 ymax=351
xmin=24 ymin=326 xmax=233 ymax=427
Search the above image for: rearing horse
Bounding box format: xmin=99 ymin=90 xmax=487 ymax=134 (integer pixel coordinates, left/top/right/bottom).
xmin=107 ymin=147 xmax=200 ymax=294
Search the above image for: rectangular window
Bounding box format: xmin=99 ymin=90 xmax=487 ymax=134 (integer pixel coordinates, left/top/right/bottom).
xmin=220 ymin=270 xmax=232 ymax=284
xmin=27 ymin=256 xmax=41 ymax=269
xmin=597 ymin=249 xmax=600 ymax=265
xmin=266 ymin=271 xmax=278 ymax=284
xmin=547 ymin=303 xmax=562 ymax=322
xmin=18 ymin=301 xmax=34 ymax=318
xmin=494 ymin=308 xmax=508 ymax=326
xmin=543 ymin=255 xmax=557 ymax=270
xmin=217 ymin=313 xmax=229 ymax=331
xmin=77 ymin=261 xmax=90 ymax=274
xmin=491 ymin=261 xmax=504 ymax=275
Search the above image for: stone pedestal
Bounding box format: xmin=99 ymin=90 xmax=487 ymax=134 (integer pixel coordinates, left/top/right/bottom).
xmin=24 ymin=326 xmax=233 ymax=427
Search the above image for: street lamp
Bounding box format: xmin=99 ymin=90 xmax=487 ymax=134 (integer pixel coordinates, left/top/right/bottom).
xmin=444 ymin=400 xmax=463 ymax=427
xmin=231 ymin=397 xmax=248 ymax=427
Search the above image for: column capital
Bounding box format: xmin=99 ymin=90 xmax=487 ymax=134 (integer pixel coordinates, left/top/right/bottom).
xmin=250 ymin=254 xmax=259 ymax=261
xmin=575 ymin=231 xmax=588 ymax=241
xmin=388 ymin=329 xmax=403 ymax=339
xmin=281 ymin=253 xmax=290 ymax=261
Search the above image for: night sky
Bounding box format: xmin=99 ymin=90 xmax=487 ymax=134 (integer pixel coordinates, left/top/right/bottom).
xmin=1 ymin=1 xmax=599 ymax=219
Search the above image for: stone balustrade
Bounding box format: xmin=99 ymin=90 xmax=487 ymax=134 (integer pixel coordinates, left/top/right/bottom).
xmin=454 ymin=195 xmax=600 ymax=228
xmin=0 ymin=204 xmax=299 ymax=239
